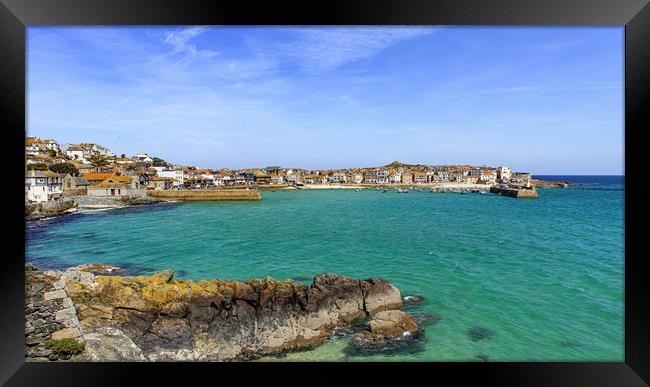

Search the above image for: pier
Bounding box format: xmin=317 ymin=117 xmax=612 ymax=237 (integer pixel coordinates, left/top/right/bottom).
xmin=147 ymin=189 xmax=262 ymax=201
xmin=489 ymin=186 xmax=539 ymax=198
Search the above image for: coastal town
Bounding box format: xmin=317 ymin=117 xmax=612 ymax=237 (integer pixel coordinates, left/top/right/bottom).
xmin=25 ymin=136 xmax=550 ymax=206
xmin=24 ymin=134 xmax=566 ymax=222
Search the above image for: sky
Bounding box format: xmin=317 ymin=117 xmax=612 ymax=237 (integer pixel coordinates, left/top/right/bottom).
xmin=27 ymin=26 xmax=624 ymax=174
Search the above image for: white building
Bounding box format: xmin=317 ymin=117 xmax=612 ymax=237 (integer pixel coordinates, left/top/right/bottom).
xmin=134 ymin=152 xmax=154 ymax=163
xmin=497 ymin=166 xmax=512 ymax=182
xmin=376 ymin=169 xmax=389 ymax=184
xmin=158 ymin=169 xmax=184 ymax=188
xmin=25 ymin=170 xmax=63 ymax=203
xmin=328 ymin=172 xmax=347 ymax=183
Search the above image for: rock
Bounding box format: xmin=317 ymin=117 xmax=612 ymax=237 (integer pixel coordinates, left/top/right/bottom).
xmin=51 ymin=327 xmax=81 ymax=340
xmin=161 ymin=302 xmax=189 ymax=318
xmin=29 ymin=265 xmax=407 ymax=361
xmin=414 ymin=313 xmax=441 ymax=326
xmin=54 ymin=308 xmax=76 ymax=323
xmin=467 ymin=326 xmax=495 ymax=342
xmin=81 ymin=327 xmax=146 ymax=361
xmin=346 ymin=310 xmax=424 ymax=356
xmin=402 ymin=295 xmax=425 ymax=306
xmin=150 ymin=270 xmax=174 ymax=284
xmin=67 ymin=263 xmax=124 ymax=275
xmin=61 ymin=269 xmax=96 ymax=287
xmin=368 ymin=310 xmax=418 ymax=338
xmin=360 ymin=278 xmax=403 ymax=315
xmin=43 ymin=290 xmax=67 ymax=301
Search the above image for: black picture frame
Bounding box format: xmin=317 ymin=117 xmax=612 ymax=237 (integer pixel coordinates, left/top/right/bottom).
xmin=1 ymin=0 xmax=648 ymax=385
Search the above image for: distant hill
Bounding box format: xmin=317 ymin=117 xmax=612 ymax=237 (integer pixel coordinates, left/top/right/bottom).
xmin=384 ymin=161 xmax=415 ymax=169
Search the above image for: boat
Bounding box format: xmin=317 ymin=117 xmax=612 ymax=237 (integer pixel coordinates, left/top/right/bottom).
xmin=383 ymin=189 xmax=388 ymax=193
xmin=397 ymin=188 xmax=409 ymax=193
xmin=355 ymin=188 xmax=360 ymax=192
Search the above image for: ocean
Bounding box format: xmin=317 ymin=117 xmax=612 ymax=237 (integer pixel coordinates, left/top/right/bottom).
xmin=26 ymin=175 xmax=624 ymax=361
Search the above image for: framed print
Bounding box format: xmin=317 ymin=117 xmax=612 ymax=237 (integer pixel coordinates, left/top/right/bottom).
xmin=0 ymin=0 xmax=648 ymax=385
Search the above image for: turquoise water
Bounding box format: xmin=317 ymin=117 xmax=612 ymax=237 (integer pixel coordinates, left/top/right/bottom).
xmin=26 ymin=176 xmax=624 ymax=361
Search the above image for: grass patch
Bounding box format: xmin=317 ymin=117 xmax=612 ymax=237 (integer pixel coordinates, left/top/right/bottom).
xmin=45 ymin=338 xmax=85 ymax=357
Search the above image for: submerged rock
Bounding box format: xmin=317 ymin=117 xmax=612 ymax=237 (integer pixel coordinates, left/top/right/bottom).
xmin=414 ymin=313 xmax=441 ymax=326
xmin=467 ymin=326 xmax=495 ymax=342
xmin=402 ymin=295 xmax=425 ymax=306
xmin=346 ymin=310 xmax=424 ymax=356
xmin=26 ymin=264 xmax=405 ymax=361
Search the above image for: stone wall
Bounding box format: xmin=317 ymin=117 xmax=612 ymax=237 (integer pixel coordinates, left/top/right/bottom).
xmin=148 ymin=189 xmax=262 ymax=201
xmin=25 ymin=265 xmax=85 ymax=361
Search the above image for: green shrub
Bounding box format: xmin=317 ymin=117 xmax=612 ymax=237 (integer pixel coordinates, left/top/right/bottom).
xmin=45 ymin=338 xmax=85 ymax=357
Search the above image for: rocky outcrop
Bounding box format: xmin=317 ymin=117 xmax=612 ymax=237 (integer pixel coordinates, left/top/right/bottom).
xmin=26 ymin=265 xmax=404 ymax=361
xmin=25 ymin=200 xmax=77 ymax=221
xmin=532 ymin=179 xmax=570 ymax=188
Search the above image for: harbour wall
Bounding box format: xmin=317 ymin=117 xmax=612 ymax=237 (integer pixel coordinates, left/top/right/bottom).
xmin=147 ymin=189 xmax=262 ymax=201
xmin=490 ymin=186 xmax=539 ymax=198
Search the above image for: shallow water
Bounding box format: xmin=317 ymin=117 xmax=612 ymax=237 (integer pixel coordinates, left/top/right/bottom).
xmin=26 ymin=176 xmax=624 ymax=361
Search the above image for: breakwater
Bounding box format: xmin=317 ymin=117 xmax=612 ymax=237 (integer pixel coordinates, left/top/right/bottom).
xmin=148 ymin=189 xmax=262 ymax=201
xmin=490 ymin=186 xmax=539 ymax=198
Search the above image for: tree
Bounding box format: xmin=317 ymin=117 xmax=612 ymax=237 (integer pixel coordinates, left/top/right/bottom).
xmin=120 ymin=153 xmax=126 ymax=159
xmin=88 ymin=154 xmax=109 ymax=168
xmin=47 ymin=149 xmax=57 ymax=158
xmin=49 ymin=162 xmax=78 ymax=176
xmin=152 ymin=157 xmax=167 ymax=167
xmin=27 ymin=163 xmax=48 ymax=171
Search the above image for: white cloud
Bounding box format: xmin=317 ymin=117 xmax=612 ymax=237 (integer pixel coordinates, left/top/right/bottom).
xmin=271 ymin=27 xmax=437 ymax=73
xmin=162 ymin=26 xmax=218 ymax=62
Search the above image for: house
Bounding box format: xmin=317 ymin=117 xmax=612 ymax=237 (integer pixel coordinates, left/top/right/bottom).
xmin=312 ymin=174 xmax=326 ymax=184
xmin=25 ymin=170 xmax=63 ymax=203
xmin=389 ymin=172 xmax=402 ymax=184
xmin=65 ymin=146 xmax=85 ymax=160
xmin=349 ymin=173 xmax=364 ymax=184
xmin=87 ymin=174 xmax=142 ymax=197
xmin=157 ymin=169 xmax=184 ymax=188
xmin=376 ymin=169 xmax=389 ymax=184
xmin=25 ymin=138 xmax=40 ymax=156
xmin=80 ymin=143 xmax=114 ymax=158
xmin=241 ymin=171 xmax=255 ymax=185
xmin=62 ymin=175 xmax=90 ymax=194
xmin=134 ymin=152 xmax=154 ymax=163
xmin=254 ymin=172 xmax=271 ymax=185
xmin=478 ymin=170 xmax=497 ymax=184
xmin=83 ymin=172 xmax=114 ymax=185
xmin=285 ymin=169 xmax=305 ymax=184
xmin=147 ymin=176 xmax=175 ymax=190
xmin=213 ymin=173 xmax=226 ymax=186
xmin=401 ymin=172 xmax=414 ymax=184
xmin=26 ymin=137 xmax=59 ymax=156
xmin=414 ymin=172 xmax=427 ymax=184
xmin=497 ymin=166 xmax=512 ymax=182
xmin=363 ymin=170 xmax=378 ymax=184
xmin=327 ymin=172 xmax=347 ymax=183
xmin=270 ymin=175 xmax=284 ymax=185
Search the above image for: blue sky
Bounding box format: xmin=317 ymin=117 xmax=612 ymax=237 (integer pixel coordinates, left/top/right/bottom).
xmin=27 ymin=26 xmax=624 ymax=174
